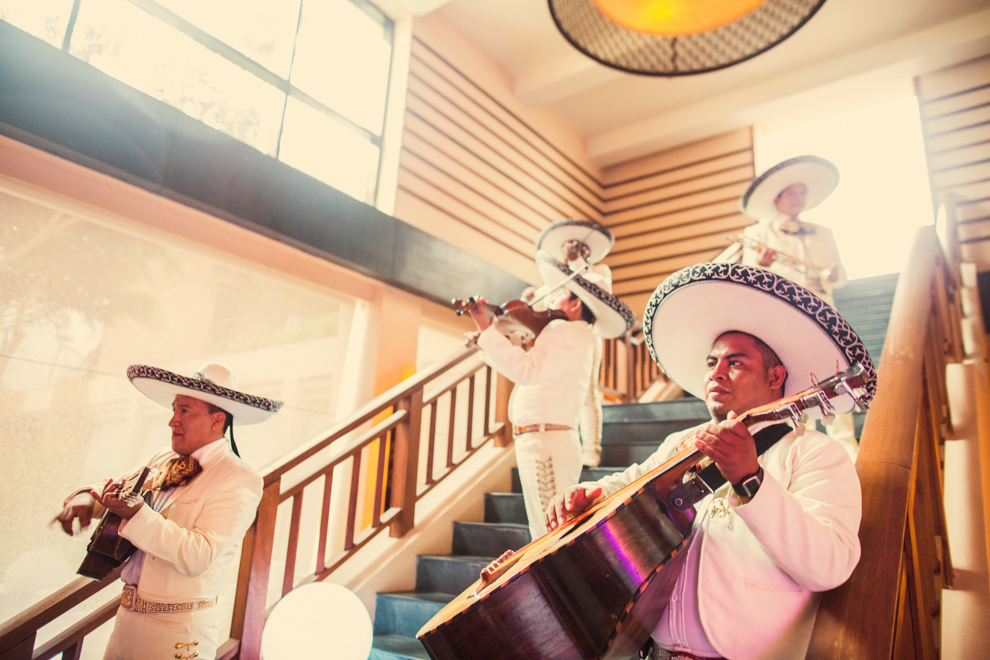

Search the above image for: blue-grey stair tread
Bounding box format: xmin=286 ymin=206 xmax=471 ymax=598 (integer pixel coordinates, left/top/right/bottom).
xmin=371 ymin=633 xmax=432 ymax=660
xmin=603 ymin=398 xmax=708 ymax=423
xmin=602 ymin=422 xmax=696 ymax=446
xmin=415 ymin=554 xmax=490 ymax=594
xmin=484 ymin=492 xmax=527 ymax=524
xmin=374 ymin=591 xmax=450 ymax=638
xmin=602 ymin=445 xmax=661 ymax=466
xmin=452 ymin=521 xmax=530 ymax=556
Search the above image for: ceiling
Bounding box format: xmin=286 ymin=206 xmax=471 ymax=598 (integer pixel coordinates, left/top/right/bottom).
xmin=398 ymin=0 xmax=990 ymax=168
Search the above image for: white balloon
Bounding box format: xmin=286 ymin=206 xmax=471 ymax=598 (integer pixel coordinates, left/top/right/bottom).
xmin=261 ymin=582 xmax=373 ymax=660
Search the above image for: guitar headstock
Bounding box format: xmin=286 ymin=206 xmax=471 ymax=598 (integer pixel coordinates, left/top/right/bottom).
xmin=744 ymin=363 xmax=871 ymax=427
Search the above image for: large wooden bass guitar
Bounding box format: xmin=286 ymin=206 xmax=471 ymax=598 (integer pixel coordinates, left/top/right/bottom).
xmin=77 ymin=467 xmax=152 ymax=580
xmin=417 ymin=365 xmax=869 ymax=660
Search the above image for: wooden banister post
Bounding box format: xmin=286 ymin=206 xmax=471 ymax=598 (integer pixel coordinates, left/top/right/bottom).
xmin=0 ymin=634 xmax=34 ymax=660
xmin=230 ymin=479 xmax=280 ymax=660
xmin=390 ymin=390 xmax=423 ymax=538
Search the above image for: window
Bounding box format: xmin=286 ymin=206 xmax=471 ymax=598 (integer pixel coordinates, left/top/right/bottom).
xmin=0 ymin=0 xmax=394 ymax=204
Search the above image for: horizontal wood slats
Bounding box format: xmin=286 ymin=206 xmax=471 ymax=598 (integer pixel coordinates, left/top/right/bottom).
xmin=918 ymin=55 xmax=990 ymax=272
xmin=397 ymin=25 xmax=754 ymax=316
xmin=394 ymin=33 xmax=605 ymax=285
xmin=600 ymin=130 xmax=755 ymax=308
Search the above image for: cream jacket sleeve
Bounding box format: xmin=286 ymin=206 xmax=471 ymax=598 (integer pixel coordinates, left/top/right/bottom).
xmin=120 ymin=456 xmax=262 ymax=578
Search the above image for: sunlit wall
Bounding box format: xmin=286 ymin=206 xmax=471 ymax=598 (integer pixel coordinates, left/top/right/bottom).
xmin=0 ymin=180 xmax=358 ymax=630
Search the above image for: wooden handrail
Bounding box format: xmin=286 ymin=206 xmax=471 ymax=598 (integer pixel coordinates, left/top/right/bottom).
xmin=0 ymin=345 xmax=509 ymax=660
xmin=807 ymin=224 xmax=961 ymax=659
xmin=0 ymin=317 xmax=664 ymax=660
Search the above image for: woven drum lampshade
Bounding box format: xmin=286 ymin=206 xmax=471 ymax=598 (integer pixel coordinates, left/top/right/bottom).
xmin=548 ymin=0 xmax=828 ymax=76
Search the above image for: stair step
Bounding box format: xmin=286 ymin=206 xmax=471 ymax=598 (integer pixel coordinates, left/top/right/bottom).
xmin=415 ymin=554 xmax=491 ymax=595
xmin=370 ymin=632 xmax=431 ymax=660
xmin=484 ymin=492 xmax=527 ymax=524
xmin=452 ymin=521 xmax=530 ymax=556
xmin=511 ymin=465 xmax=626 ymax=493
xmin=602 ymin=397 xmax=709 ymax=424
xmin=373 ymin=591 xmax=449 ymax=638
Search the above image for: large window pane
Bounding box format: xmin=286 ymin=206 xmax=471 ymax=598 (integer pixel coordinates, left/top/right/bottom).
xmin=0 ymin=0 xmax=74 ymax=47
xmin=0 ymin=183 xmax=356 ymax=634
xmin=280 ymin=96 xmax=381 ymax=203
xmin=70 ymin=0 xmax=285 ymax=154
xmin=155 ymin=0 xmax=302 ymax=78
xmin=292 ymin=0 xmax=391 ymax=134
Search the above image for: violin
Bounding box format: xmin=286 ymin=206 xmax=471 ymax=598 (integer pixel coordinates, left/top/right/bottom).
xmin=452 ymin=297 xmax=567 ymax=346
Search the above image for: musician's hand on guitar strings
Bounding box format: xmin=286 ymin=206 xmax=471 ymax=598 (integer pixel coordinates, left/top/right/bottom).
xmin=545 ymin=485 xmax=602 ymax=531
xmin=92 ymin=479 xmax=145 ymax=521
xmin=692 ymin=412 xmax=760 ymax=487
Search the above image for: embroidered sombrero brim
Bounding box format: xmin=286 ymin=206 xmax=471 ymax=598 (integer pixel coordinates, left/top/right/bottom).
xmin=643 ymin=263 xmax=875 ymax=419
xmin=537 ymin=252 xmax=636 ymax=339
xmin=740 ymin=155 xmax=839 ymax=220
xmin=536 ymin=219 xmax=615 ymax=263
xmin=127 ymin=365 xmax=283 ymax=425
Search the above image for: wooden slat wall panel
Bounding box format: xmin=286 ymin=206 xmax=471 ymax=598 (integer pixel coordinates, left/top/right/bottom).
xmin=394 ymin=26 xmax=604 ymax=285
xmin=917 ymin=55 xmax=990 ymax=274
xmin=599 ymin=130 xmax=755 ymax=308
xmin=397 ymin=18 xmax=755 ymax=316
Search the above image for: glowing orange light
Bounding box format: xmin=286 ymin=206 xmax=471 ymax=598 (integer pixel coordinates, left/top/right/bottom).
xmin=591 ymin=0 xmax=769 ymax=36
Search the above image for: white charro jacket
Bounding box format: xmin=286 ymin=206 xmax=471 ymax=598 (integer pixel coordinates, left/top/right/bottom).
xmin=117 ymin=441 xmax=263 ymax=605
xmin=588 ymin=421 xmax=862 ymax=660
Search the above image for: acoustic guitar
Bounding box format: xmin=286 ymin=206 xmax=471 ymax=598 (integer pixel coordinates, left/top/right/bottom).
xmin=77 ymin=466 xmax=152 ymax=580
xmin=416 ymin=365 xmax=869 ymax=660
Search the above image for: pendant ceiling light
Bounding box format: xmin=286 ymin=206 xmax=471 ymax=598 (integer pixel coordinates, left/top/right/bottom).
xmin=548 ymin=0 xmax=828 ymax=76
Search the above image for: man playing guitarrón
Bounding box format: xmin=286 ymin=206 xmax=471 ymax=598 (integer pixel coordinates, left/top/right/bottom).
xmin=546 ymin=263 xmax=875 ymax=660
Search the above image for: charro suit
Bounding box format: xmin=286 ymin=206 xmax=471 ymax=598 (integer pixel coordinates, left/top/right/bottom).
xmin=588 ymin=421 xmax=862 ymax=660
xmin=102 ymin=438 xmax=263 ymax=660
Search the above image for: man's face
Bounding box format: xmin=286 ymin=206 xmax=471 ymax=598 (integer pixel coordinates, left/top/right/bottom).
xmin=773 ymin=183 xmax=807 ymax=218
xmin=169 ymin=394 xmax=225 ymax=456
xmin=704 ymin=333 xmax=786 ymax=422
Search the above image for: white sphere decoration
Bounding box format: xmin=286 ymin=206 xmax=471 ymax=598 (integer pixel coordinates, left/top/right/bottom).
xmin=261 ymin=582 xmax=373 ymax=660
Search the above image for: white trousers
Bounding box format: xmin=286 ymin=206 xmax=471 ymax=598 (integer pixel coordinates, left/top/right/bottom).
xmin=103 ymin=605 xmax=218 ymax=660
xmin=514 ymin=429 xmax=583 ymax=539
xmin=578 ymin=336 xmax=604 ymax=467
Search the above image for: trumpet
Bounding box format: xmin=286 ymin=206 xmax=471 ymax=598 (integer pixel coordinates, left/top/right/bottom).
xmin=726 ymin=234 xmax=833 ymax=281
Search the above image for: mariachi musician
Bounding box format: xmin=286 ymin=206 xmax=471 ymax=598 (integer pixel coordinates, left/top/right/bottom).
xmin=546 ymin=263 xmax=870 ymax=660
xmin=526 ymin=218 xmax=618 ymax=467
xmin=718 ymin=155 xmax=848 ymax=307
xmin=718 ymin=155 xmax=857 ymax=458
xmin=54 ymin=363 xmax=281 ymax=660
xmin=465 ymin=250 xmax=634 ymax=540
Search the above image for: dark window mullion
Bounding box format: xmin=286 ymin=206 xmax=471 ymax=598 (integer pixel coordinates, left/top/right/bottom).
xmin=126 ymin=0 xmax=382 ymax=145
xmin=125 ymin=0 xmax=292 ymax=94
xmin=61 ymin=0 xmax=82 ymax=52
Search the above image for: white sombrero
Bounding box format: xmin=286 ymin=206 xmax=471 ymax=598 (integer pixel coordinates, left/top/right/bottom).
xmin=535 ymin=218 xmax=615 ymax=263
xmin=127 ymin=363 xmax=283 ymax=425
xmin=642 ymin=263 xmax=875 ymax=418
xmin=740 ymin=155 xmax=839 ymax=220
xmin=537 ymin=251 xmax=636 ymax=339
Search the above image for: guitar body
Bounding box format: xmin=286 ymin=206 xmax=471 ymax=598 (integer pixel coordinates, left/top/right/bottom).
xmin=78 ymin=512 xmax=136 ymax=580
xmin=77 ymin=467 xmax=152 ymax=580
xmin=419 ymin=451 xmax=701 ymax=660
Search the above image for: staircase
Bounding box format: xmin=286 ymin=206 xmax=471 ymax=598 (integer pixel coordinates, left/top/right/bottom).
xmin=368 ymin=398 xmax=710 ymax=659
xmin=368 ymin=274 xmax=898 ymax=660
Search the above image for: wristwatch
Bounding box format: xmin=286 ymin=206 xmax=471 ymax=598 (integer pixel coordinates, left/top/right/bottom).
xmin=732 ymin=467 xmax=764 ymax=498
